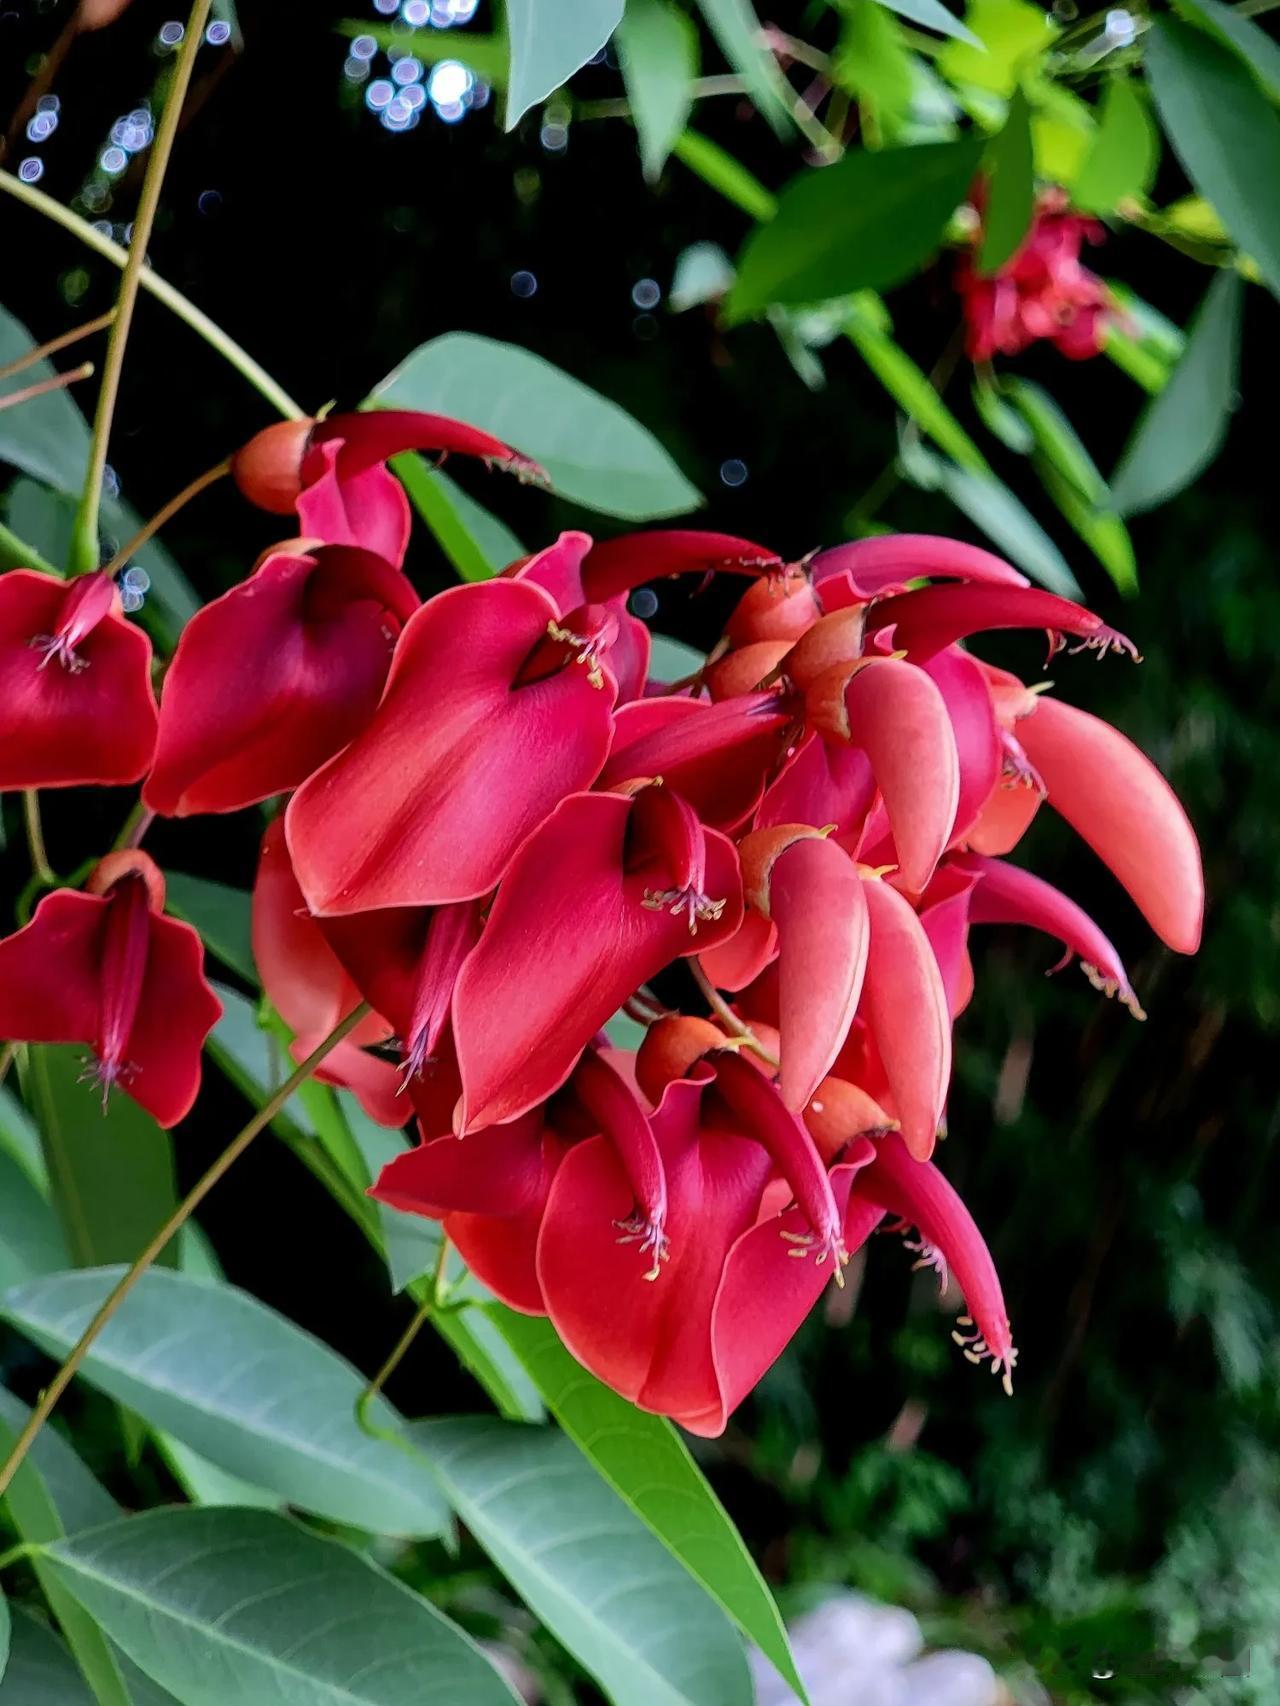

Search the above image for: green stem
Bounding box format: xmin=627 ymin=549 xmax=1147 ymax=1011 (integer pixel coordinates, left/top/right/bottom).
xmin=0 ymin=1004 xmax=371 ymax=1501
xmin=356 ymin=1295 xmax=435 ymax=1439
xmin=69 ymin=0 xmax=215 ymax=576
xmin=0 ymin=517 xmax=59 ymax=577
xmin=0 ymin=170 xmax=303 ymax=422
xmin=22 ymin=791 xmax=55 ymax=887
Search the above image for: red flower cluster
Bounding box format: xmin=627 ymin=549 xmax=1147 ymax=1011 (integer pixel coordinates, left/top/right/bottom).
xmin=958 ymin=188 xmax=1113 ymax=362
xmin=0 ymin=406 xmax=1203 ymax=1432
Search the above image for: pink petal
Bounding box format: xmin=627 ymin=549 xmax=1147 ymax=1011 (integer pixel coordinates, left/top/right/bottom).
xmin=866 ymin=582 xmax=1137 ymax=665
xmin=859 ymin=876 xmax=951 ymax=1161
xmin=582 ymin=530 xmax=783 ymax=604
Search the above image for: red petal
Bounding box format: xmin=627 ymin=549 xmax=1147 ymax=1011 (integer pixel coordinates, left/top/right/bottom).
xmin=0 ymin=890 xmax=107 ymax=1044
xmin=859 ymin=877 xmax=951 ymax=1161
xmin=866 ymin=582 xmax=1137 ymax=665
xmin=505 ymin=531 xmax=592 ymax=612
xmin=598 ymin=693 xmax=792 ymax=831
xmin=1016 ymin=694 xmax=1203 ymax=953
xmin=756 ymin=731 xmax=876 ymax=841
xmin=582 ymin=531 xmax=782 ymax=604
xmin=446 ymin=1129 xmax=568 ymax=1314
xmin=923 ymin=647 xmax=1002 ymax=847
xmin=0 ymin=571 xmax=157 ymax=789
xmin=453 ymin=791 xmax=743 ymax=1131
xmin=122 ymin=913 xmax=224 ymax=1127
xmin=371 ymin=1114 xmax=549 ymax=1219
xmin=287 ymin=579 xmax=616 ymax=913
xmin=810 ymin=534 xmax=1028 ymax=607
xmin=915 ymin=862 xmax=979 ymax=1020
xmin=296 ymin=441 xmax=412 ymax=568
xmin=146 ymin=546 xmax=417 ymax=817
xmin=310 ymin=408 xmax=543 ymax=481
xmin=768 ymin=837 xmax=870 ymax=1111
xmin=698 ymin=908 xmax=777 ymax=993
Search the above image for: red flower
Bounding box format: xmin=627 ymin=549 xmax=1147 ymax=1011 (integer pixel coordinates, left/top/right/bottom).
xmin=286 ymin=573 xmax=620 ymax=914
xmin=957 ymin=188 xmax=1112 ymax=363
xmin=0 ymin=851 xmax=221 ymax=1127
xmin=250 ymin=820 xmax=404 ymax=1127
xmin=231 ymin=410 xmax=545 ymax=567
xmin=0 ymin=569 xmax=157 ymax=790
xmin=452 ymin=784 xmax=743 ymax=1131
xmin=145 ymin=543 xmax=419 ymax=817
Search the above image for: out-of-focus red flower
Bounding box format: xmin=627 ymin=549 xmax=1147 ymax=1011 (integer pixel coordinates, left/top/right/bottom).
xmin=957 ymin=187 xmax=1112 ymax=363
xmin=145 ymin=542 xmax=419 ymax=817
xmin=250 ymin=820 xmax=404 ymax=1127
xmin=0 ymin=852 xmax=221 ymax=1127
xmin=0 ymin=569 xmax=157 ymax=789
xmin=231 ymin=410 xmax=545 ymax=566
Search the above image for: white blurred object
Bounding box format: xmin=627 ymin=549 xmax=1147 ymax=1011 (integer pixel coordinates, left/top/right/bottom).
xmin=750 ymin=1592 xmax=1001 ymax=1706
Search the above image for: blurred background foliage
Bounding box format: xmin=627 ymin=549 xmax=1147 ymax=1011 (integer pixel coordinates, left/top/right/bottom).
xmin=0 ymin=2 xmax=1275 ymax=1701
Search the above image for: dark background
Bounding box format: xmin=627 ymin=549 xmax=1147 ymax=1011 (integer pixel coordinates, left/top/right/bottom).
xmin=1 ymin=2 xmax=1276 ymax=1697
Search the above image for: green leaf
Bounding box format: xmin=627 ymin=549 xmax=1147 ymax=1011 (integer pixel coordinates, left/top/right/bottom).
xmin=1004 ymin=379 xmax=1137 ymax=594
xmin=0 ymin=1583 xmax=9 ymax=1681
xmin=373 ymin=333 xmax=702 ymax=520
xmin=392 ymin=455 xmax=524 ymax=582
xmin=0 ymin=1084 xmax=46 ymax=1188
xmin=1072 ymin=77 xmax=1158 ymax=213
xmin=154 ymin=1434 xmax=280 ymax=1511
xmin=843 ymin=295 xmax=991 ymax=473
xmin=971 ymin=374 xmax=1033 ymax=453
xmin=1146 ymin=16 xmax=1280 ymax=296
xmin=1110 ymin=269 xmax=1243 ymax=518
xmin=620 ymin=0 xmax=698 ymax=180
xmin=873 ymin=0 xmax=979 ymax=46
xmin=672 ymin=130 xmax=778 ymax=221
xmin=0 ymin=1388 xmax=132 ymax=1706
xmin=648 ymin=632 xmax=707 ymax=682
xmin=505 ymin=0 xmax=624 ymax=128
xmin=337 ymin=1092 xmax=443 ymax=1295
xmin=414 ymin=1418 xmax=752 ymax=1706
xmin=1175 ymin=0 xmax=1280 ymax=103
xmin=23 ymin=1046 xmax=177 ymax=1270
xmin=939 ymin=0 xmax=1055 ymax=94
xmin=162 ymin=872 xmax=255 ymax=985
xmin=43 ymin=1507 xmax=522 ymax=1705
xmin=900 ymin=439 xmax=1082 ymax=596
xmin=979 ymin=86 xmax=1034 ymax=272
xmin=487 ymin=1307 xmax=807 ymax=1703
xmin=727 ymin=138 xmax=983 ymax=319
xmin=0 ymin=1147 xmax=66 ymax=1292
xmin=1 ymin=1266 xmax=449 ymax=1538
xmin=695 ymin=0 xmax=795 ymax=136
xmin=0 ymin=1609 xmax=94 ymax=1704
xmin=834 ymin=0 xmax=915 ymax=133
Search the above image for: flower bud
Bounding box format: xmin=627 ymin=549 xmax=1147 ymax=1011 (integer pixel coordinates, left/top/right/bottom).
xmin=231 ymin=418 xmax=314 ymax=515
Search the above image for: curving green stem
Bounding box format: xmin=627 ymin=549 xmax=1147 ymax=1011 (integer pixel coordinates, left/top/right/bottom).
xmin=68 ymin=0 xmax=216 ymax=575
xmin=0 ymin=173 xmax=303 ymax=424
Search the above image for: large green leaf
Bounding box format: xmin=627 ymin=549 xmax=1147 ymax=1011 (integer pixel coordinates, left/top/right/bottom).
xmin=392 ymin=455 xmax=524 ymax=583
xmin=0 ymin=1084 xmax=46 ymax=1187
xmin=415 ymin=1417 xmax=752 ymax=1706
xmin=0 ymin=1609 xmax=93 ymax=1704
xmin=979 ymin=86 xmax=1035 ymax=273
xmin=695 ymin=0 xmax=794 ymax=135
xmin=0 ymin=1147 xmax=66 ymax=1292
xmin=726 ymin=138 xmax=984 ymax=319
xmin=0 ymin=1388 xmax=132 ymax=1705
xmin=1072 ymin=77 xmax=1158 ymax=214
xmin=0 ymin=1587 xmax=9 ymax=1682
xmin=43 ymin=1508 xmax=521 ymax=1705
xmin=1146 ymin=16 xmax=1280 ymax=296
xmin=1175 ymin=0 xmax=1280 ymax=103
xmin=22 ymin=1046 xmax=177 ymax=1270
xmin=1110 ymin=269 xmax=1243 ymax=518
xmin=372 ymin=333 xmax=702 ymax=520
xmin=900 ymin=438 xmax=1082 ymax=596
xmin=1 ymin=1266 xmax=449 ymax=1538
xmin=505 ymin=0 xmax=624 ymax=127
xmin=487 ymin=1307 xmax=807 ymax=1703
xmin=337 ymin=1092 xmax=443 ymax=1295
xmin=620 ymin=0 xmax=699 ymax=180
xmin=162 ymin=872 xmax=255 ymax=985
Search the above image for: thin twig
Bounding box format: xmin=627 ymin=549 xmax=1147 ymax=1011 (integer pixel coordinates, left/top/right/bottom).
xmin=690 ymin=958 xmax=781 ymax=1068
xmin=69 ymin=0 xmax=214 ymax=575
xmin=0 ymin=311 xmax=114 ymax=385
xmin=22 ymin=792 xmax=55 ymax=888
xmin=0 ymin=362 xmax=94 ymax=414
xmin=100 ymin=456 xmax=231 ymax=580
xmin=356 ymin=1296 xmax=435 ymax=1438
xmin=0 ymin=1003 xmax=371 ymax=1500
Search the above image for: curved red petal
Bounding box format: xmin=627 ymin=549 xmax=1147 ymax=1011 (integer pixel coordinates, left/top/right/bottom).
xmin=599 ymin=694 xmax=792 ymax=831
xmin=866 ymin=582 xmax=1136 ymax=665
xmin=859 ymin=877 xmax=951 ymax=1162
xmin=287 ymin=579 xmax=616 ymax=913
xmin=582 ymin=530 xmax=782 ymax=604
xmin=296 ymin=441 xmax=412 ymax=567
xmin=1016 ymin=694 xmax=1203 ymax=953
xmin=810 ymin=534 xmax=1028 ymax=606
xmin=0 ymin=890 xmax=106 ymax=1045
xmin=121 ymin=913 xmax=224 ymax=1127
xmin=923 ymin=647 xmax=1002 ymax=847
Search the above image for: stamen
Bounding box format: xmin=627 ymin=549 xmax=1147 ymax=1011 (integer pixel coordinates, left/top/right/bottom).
xmin=1000 ymin=742 xmax=1046 ymax=795
xmin=546 ymin=619 xmax=608 ymax=689
xmin=780 ymin=1225 xmax=850 ymax=1287
xmin=641 ymin=885 xmax=726 ymax=935
xmin=1068 ymin=627 xmax=1142 ymax=663
xmin=951 ymin=1317 xmax=1018 ymax=1396
xmin=396 ymin=1028 xmax=435 ymax=1090
xmin=1081 ymin=962 xmax=1147 ymax=1021
xmin=614 ymin=1210 xmax=670 ymax=1282
xmin=29 ymin=633 xmax=90 ymax=674
xmin=902 ymin=1230 xmax=950 ymax=1293
xmin=78 ymin=1051 xmax=138 ymax=1111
